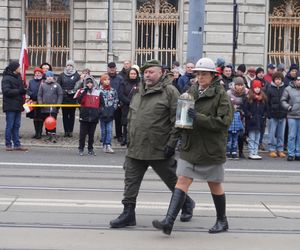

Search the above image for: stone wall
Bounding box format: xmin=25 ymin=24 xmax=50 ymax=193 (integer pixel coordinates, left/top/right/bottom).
xmin=204 ymin=0 xmax=268 ymax=68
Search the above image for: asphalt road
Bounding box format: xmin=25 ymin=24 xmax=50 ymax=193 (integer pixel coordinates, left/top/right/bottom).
xmin=0 ymin=147 xmax=299 ymax=250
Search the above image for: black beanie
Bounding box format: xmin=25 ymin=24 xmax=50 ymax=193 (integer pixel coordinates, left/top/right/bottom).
xmin=8 ymin=60 xmax=20 ymax=72
xmin=256 ymin=67 xmax=264 ymax=75
xmin=289 ymin=64 xmax=299 ymax=71
xmin=237 ymin=64 xmax=246 ymax=73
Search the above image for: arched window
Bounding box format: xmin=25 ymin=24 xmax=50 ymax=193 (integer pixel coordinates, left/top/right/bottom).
xmin=268 ymin=0 xmax=300 ymax=67
xmin=25 ymin=0 xmax=70 ymax=69
xmin=135 ymin=0 xmax=179 ymax=67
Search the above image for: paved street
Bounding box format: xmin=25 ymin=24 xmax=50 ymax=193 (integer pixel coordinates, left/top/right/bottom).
xmin=0 ymin=113 xmax=300 ymax=249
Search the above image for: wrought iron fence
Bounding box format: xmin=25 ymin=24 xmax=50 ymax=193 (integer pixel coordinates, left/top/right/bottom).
xmin=268 ymin=0 xmax=300 ymax=67
xmin=135 ymin=0 xmax=179 ymax=67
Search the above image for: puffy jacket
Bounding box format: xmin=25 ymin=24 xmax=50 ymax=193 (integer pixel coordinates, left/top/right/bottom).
xmin=37 ymin=80 xmax=63 ymax=114
xmin=127 ymin=76 xmax=180 ymax=160
xmin=1 ymin=68 xmax=25 ymax=112
xmin=180 ymin=77 xmax=233 ymax=166
xmin=266 ymin=82 xmax=287 ymax=119
xmin=243 ymin=98 xmax=267 ymax=131
xmin=57 ymin=71 xmax=80 ymax=104
xmin=281 ymin=82 xmax=300 ymax=119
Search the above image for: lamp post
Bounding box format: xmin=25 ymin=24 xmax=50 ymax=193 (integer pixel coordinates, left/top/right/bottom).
xmin=232 ymin=0 xmax=238 ymax=70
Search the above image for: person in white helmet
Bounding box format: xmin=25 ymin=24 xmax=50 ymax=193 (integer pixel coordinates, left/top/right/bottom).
xmin=152 ymin=57 xmax=233 ymax=235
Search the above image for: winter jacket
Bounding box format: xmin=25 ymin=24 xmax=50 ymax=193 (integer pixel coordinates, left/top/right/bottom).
xmin=27 ymin=78 xmax=42 ymax=101
xmin=243 ymin=98 xmax=267 ymax=131
xmin=266 ymin=82 xmax=287 ymax=119
xmin=281 ymin=82 xmax=300 ymax=119
xmin=99 ymin=85 xmax=118 ymax=122
xmin=180 ymin=77 xmax=233 ymax=166
xmin=37 ymin=80 xmax=63 ymax=114
xmin=283 ymin=72 xmax=296 ymax=87
xmin=220 ymin=74 xmax=234 ymax=91
xmin=1 ymin=68 xmax=25 ymax=112
xmin=178 ymin=72 xmax=194 ymax=93
xmin=74 ymin=76 xmax=103 ymax=123
xmin=229 ymin=111 xmax=244 ymax=133
xmin=57 ymin=71 xmax=80 ymax=104
xmin=109 ymin=73 xmax=123 ymax=96
xmin=119 ymin=78 xmax=139 ymax=125
xmin=127 ymin=75 xmax=180 ymax=160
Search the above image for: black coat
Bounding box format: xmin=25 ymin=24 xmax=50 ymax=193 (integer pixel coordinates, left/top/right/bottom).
xmin=57 ymin=71 xmax=80 ymax=104
xmin=266 ymin=83 xmax=287 ymax=119
xmin=243 ymin=98 xmax=267 ymax=131
xmin=1 ymin=68 xmax=25 ymax=112
xmin=119 ymin=79 xmax=139 ymax=125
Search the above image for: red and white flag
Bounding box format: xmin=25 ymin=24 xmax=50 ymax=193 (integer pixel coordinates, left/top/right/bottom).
xmin=19 ymin=34 xmax=29 ymax=86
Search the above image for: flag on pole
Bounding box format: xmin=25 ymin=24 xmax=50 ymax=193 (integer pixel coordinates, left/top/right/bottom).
xmin=19 ymin=34 xmax=29 ymax=86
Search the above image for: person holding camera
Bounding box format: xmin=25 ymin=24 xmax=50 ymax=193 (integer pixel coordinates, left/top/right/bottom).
xmin=57 ymin=60 xmax=80 ymax=137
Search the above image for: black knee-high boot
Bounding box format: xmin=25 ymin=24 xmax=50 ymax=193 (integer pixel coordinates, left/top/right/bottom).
xmin=152 ymin=188 xmax=186 ymax=235
xmin=209 ymin=193 xmax=228 ymax=233
xmin=36 ymin=120 xmax=43 ymax=139
xmin=32 ymin=121 xmax=39 ymax=138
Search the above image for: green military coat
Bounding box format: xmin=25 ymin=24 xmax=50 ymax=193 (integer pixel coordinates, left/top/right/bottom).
xmin=127 ymin=76 xmax=180 ymax=160
xmin=180 ymin=77 xmax=233 ymax=166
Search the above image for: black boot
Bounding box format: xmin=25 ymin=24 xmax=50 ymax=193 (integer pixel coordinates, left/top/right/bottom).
xmin=152 ymin=188 xmax=186 ymax=235
xmin=35 ymin=121 xmax=43 ymax=139
xmin=110 ymin=203 xmax=136 ymax=228
xmin=209 ymin=193 xmax=229 ymax=234
xmin=180 ymin=194 xmax=195 ymax=222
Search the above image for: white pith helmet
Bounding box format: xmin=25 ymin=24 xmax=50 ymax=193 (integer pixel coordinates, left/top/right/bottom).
xmin=192 ymin=57 xmax=217 ymax=72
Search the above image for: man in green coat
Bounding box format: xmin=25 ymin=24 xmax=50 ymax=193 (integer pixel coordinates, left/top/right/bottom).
xmin=110 ymin=60 xmax=195 ymax=228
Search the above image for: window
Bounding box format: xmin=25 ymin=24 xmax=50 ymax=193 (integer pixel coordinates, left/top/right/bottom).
xmin=26 ymin=0 xmax=70 ymax=69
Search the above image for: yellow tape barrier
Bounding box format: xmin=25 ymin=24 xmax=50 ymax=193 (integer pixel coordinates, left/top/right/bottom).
xmin=25 ymin=104 xmax=81 ymax=107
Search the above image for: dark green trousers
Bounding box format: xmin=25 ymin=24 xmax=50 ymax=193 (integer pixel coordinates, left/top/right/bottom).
xmin=122 ymin=156 xmax=178 ymax=204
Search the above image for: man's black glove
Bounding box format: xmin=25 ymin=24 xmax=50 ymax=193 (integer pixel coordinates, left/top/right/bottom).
xmin=187 ymin=108 xmax=196 ymax=119
xmin=164 ymin=145 xmax=175 ymax=158
xmin=19 ymin=88 xmax=26 ymax=95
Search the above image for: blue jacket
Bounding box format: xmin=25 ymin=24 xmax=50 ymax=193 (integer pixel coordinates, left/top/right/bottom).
xmin=228 ymin=111 xmax=244 ymax=133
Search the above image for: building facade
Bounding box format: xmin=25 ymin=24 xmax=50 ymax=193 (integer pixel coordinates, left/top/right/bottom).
xmin=0 ymin=0 xmax=299 ymax=76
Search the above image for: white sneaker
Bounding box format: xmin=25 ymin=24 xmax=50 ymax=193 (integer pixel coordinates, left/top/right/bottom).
xmin=106 ymin=145 xmax=114 ymax=154
xmin=248 ymin=154 xmax=255 ymax=159
xmin=103 ymin=145 xmax=107 ymax=153
xmin=255 ymin=154 xmax=262 ymax=160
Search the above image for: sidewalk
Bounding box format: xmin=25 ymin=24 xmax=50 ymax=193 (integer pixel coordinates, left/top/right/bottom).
xmin=0 ymin=110 xmax=125 ymax=149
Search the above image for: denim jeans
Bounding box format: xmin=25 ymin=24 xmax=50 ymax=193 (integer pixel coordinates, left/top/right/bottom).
xmin=268 ymin=118 xmax=286 ymax=152
xmin=5 ymin=111 xmax=21 ymax=148
xmin=248 ymin=130 xmax=260 ymax=155
xmin=227 ymin=132 xmax=238 ymax=154
xmin=287 ymin=118 xmax=300 ymax=157
xmin=100 ymin=120 xmax=113 ymax=146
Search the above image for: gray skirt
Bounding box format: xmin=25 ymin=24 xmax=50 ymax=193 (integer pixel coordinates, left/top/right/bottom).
xmin=176 ymin=158 xmax=224 ymax=182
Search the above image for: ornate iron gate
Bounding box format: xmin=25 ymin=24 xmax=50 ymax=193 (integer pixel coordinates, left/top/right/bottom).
xmin=25 ymin=0 xmax=70 ymax=69
xmin=268 ymin=0 xmax=300 ymax=67
xmin=135 ymin=0 xmax=179 ymax=67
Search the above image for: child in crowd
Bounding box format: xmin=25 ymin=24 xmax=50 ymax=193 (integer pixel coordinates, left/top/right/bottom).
xmin=37 ymin=71 xmax=63 ymax=143
xmin=281 ymin=71 xmax=300 ymax=161
xmin=226 ymin=77 xmax=247 ymax=159
xmin=27 ymin=67 xmax=44 ymax=139
xmin=99 ymin=74 xmax=118 ymax=153
xmin=243 ymin=80 xmax=267 ymax=160
xmin=266 ymin=72 xmax=287 ymax=158
xmin=75 ymin=76 xmax=103 ymax=156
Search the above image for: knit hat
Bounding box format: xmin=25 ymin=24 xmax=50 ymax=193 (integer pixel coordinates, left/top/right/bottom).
xmin=256 ymin=67 xmax=264 ymax=75
xmin=66 ymin=60 xmax=75 ymax=67
xmin=8 ymin=60 xmax=20 ymax=72
xmin=172 ymin=61 xmax=180 ymax=67
xmin=234 ymin=77 xmax=245 ymax=85
xmin=272 ymin=72 xmax=284 ymax=82
xmin=45 ymin=71 xmax=54 ymax=77
xmin=34 ymin=67 xmax=43 ymax=74
xmin=252 ymin=80 xmax=262 ymax=89
xmin=215 ymin=58 xmax=225 ymax=67
xmin=277 ymin=63 xmax=285 ymax=70
xmin=267 ymin=63 xmax=276 ymax=69
xmin=140 ymin=59 xmax=162 ymax=72
xmin=289 ymin=63 xmax=299 ymax=71
xmin=237 ymin=64 xmax=246 ymax=73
